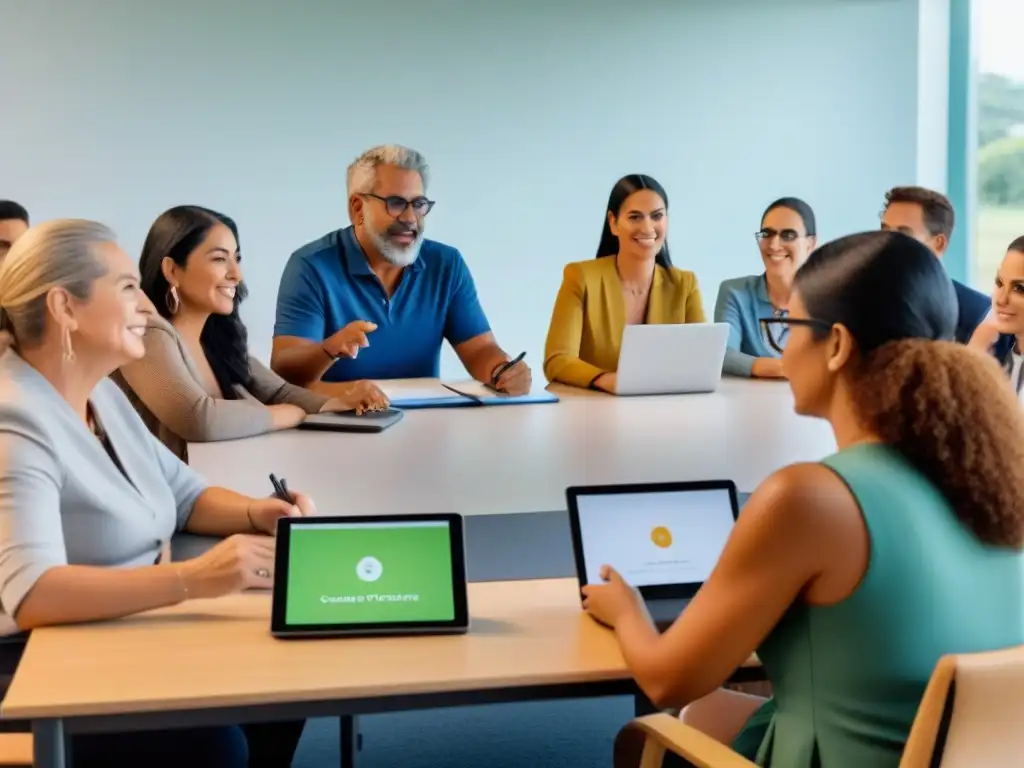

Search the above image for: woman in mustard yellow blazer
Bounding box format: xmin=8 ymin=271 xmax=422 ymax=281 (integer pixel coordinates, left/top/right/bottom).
xmin=543 ymin=174 xmax=705 ymax=392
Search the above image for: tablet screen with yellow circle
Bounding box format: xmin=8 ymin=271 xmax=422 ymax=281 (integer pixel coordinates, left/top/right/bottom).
xmin=569 ymin=484 xmax=737 ymax=589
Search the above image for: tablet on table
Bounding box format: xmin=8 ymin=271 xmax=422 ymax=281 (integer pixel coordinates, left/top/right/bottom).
xmin=271 ymin=513 xmax=469 ymax=638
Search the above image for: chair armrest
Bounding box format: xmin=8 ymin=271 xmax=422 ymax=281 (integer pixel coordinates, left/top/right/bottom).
xmin=628 ymin=713 xmax=759 ymax=768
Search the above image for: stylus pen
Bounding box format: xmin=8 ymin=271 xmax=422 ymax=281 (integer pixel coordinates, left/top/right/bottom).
xmin=491 ymin=351 xmax=526 ymax=384
xmin=269 ymin=473 xmax=294 ymax=504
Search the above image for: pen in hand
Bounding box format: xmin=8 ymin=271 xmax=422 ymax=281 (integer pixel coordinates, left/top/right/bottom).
xmin=491 ymin=351 xmax=526 ymax=389
xmin=269 ymin=473 xmax=294 ymax=504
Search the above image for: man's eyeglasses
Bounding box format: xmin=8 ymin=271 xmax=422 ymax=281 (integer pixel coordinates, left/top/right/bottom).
xmin=755 ymin=228 xmax=804 ymax=243
xmin=362 ymin=193 xmax=435 ymax=218
xmin=758 ymin=316 xmax=833 ymax=354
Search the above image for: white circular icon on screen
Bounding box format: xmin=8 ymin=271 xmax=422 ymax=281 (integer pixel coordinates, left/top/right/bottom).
xmin=356 ymin=556 xmax=383 ymax=582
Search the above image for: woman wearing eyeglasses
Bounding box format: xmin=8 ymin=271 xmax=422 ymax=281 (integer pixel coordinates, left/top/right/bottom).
xmin=588 ymin=230 xmax=1024 ymax=768
xmin=713 ymin=198 xmax=817 ymax=379
xmin=543 ymin=174 xmax=705 ymax=393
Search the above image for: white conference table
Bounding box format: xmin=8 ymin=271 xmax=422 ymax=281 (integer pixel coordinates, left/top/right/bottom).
xmin=188 ymin=378 xmax=836 ymax=517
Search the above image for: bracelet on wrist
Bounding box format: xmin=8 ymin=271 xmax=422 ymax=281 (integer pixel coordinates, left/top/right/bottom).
xmin=173 ymin=564 xmax=189 ymax=603
xmin=322 ymin=344 xmax=340 ymax=361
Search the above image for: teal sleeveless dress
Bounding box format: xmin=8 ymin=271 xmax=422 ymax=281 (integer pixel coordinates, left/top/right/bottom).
xmin=733 ymin=442 xmax=1024 ymax=767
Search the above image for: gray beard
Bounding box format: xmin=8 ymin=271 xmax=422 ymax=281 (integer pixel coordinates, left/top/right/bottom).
xmin=368 ymin=228 xmax=423 ymax=267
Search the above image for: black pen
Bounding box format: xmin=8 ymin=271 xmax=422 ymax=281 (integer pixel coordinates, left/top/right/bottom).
xmin=491 ymin=351 xmax=526 ymax=385
xmin=269 ymin=473 xmax=294 ymax=504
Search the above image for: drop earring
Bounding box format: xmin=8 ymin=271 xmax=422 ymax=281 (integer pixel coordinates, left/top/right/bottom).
xmin=62 ymin=327 xmax=76 ymax=363
xmin=166 ymin=285 xmax=180 ymax=315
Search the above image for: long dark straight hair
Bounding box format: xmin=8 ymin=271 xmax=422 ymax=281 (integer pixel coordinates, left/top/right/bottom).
xmin=595 ymin=174 xmax=673 ymax=271
xmin=138 ymin=205 xmax=252 ymax=399
xmin=993 ymin=235 xmax=1024 ymax=367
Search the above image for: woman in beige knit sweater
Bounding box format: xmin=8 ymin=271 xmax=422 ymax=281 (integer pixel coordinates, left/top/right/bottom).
xmin=117 ymin=206 xmax=388 ymax=461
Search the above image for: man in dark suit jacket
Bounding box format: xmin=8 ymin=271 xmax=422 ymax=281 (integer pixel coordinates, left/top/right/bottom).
xmin=880 ymin=186 xmax=990 ymax=343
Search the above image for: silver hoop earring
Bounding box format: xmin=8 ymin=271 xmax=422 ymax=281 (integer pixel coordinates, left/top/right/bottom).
xmin=166 ymin=286 xmax=180 ymax=315
xmin=62 ymin=327 xmax=76 ymax=363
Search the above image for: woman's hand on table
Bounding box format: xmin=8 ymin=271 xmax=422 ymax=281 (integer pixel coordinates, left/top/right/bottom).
xmin=320 ymin=380 xmax=390 ymax=414
xmin=580 ymin=565 xmax=644 ymax=628
xmin=175 ymin=490 xmax=317 ymax=598
xmin=177 ymin=534 xmax=277 ymax=598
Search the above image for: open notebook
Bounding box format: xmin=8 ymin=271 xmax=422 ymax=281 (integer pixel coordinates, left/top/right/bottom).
xmin=377 ymin=379 xmax=560 ymax=409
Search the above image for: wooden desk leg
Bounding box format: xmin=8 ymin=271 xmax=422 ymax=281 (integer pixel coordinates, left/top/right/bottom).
xmin=33 ymin=719 xmax=67 ymax=768
xmin=339 ymin=715 xmax=361 ymax=767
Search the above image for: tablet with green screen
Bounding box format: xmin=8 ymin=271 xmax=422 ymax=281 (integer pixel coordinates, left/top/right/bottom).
xmin=271 ymin=514 xmax=468 ymax=638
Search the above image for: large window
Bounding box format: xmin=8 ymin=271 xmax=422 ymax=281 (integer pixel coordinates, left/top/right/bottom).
xmin=973 ymin=0 xmax=1024 ymax=288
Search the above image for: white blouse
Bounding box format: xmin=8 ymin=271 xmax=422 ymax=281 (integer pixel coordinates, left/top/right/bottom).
xmin=1006 ymin=349 xmax=1024 ymax=405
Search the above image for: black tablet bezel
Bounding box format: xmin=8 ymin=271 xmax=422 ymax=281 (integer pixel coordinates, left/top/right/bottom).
xmin=566 ymin=480 xmax=739 ymax=601
xmin=271 ymin=513 xmax=469 ymax=638
xmin=296 ymin=408 xmax=404 ymax=433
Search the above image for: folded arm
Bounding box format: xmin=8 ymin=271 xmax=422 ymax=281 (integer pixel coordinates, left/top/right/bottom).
xmin=715 ymin=283 xmax=758 ymax=378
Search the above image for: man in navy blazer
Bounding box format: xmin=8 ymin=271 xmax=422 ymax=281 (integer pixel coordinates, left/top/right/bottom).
xmin=880 ymin=186 xmax=990 ymax=343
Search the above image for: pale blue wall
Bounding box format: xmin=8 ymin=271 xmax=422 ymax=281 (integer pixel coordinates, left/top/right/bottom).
xmin=0 ymin=0 xmax=948 ymax=376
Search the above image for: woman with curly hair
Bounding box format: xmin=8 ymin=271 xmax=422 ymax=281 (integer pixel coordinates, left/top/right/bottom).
xmin=585 ymin=230 xmax=1024 ymax=767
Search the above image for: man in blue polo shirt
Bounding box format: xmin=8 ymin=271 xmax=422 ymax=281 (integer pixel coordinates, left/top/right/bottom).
xmin=270 ymin=144 xmax=531 ymax=395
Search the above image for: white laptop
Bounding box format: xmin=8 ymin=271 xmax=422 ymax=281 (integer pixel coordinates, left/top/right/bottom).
xmin=616 ymin=322 xmax=729 ymax=396
xmin=567 ymin=480 xmax=739 ymax=630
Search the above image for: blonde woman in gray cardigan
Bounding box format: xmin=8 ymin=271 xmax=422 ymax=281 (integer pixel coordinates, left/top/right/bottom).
xmin=117 ymin=206 xmax=389 ymax=460
xmin=0 ymin=218 xmax=323 ymax=767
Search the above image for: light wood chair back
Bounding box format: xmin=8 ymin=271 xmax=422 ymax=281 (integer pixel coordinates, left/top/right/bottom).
xmin=617 ymin=644 xmax=1024 ymax=768
xmin=902 ymin=644 xmax=1024 ymax=767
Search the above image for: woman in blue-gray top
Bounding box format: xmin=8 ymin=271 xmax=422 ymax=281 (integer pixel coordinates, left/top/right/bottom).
xmin=715 ymin=198 xmax=817 ymax=378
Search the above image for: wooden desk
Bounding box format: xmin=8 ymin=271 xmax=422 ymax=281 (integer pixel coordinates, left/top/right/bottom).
xmin=188 ymin=378 xmax=835 ymax=516
xmin=2 ymin=579 xmax=759 ymax=767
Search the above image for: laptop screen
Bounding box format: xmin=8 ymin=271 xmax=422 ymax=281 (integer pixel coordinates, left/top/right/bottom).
xmin=283 ymin=520 xmax=457 ymax=626
xmin=572 ymin=486 xmax=737 ymax=590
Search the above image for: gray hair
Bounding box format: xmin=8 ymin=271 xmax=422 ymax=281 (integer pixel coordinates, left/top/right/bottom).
xmin=346 ymin=144 xmax=430 ymax=196
xmin=0 ymin=219 xmax=114 ymax=345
